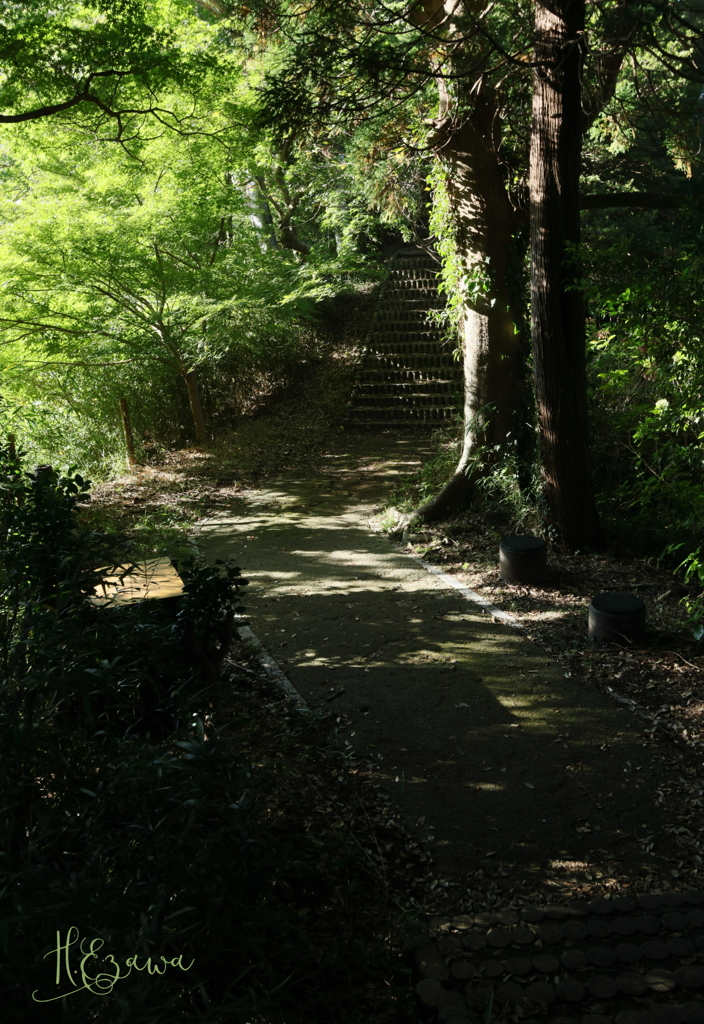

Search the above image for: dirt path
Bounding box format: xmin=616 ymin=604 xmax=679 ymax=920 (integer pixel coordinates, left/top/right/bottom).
xmin=194 ymin=431 xmax=685 ymax=895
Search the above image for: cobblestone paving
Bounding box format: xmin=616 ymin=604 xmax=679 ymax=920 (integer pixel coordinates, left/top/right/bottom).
xmin=414 ymin=893 xmax=704 ymax=1024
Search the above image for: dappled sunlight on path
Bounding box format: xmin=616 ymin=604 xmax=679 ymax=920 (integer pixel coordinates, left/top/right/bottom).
xmin=196 ymin=432 xmax=678 ymax=891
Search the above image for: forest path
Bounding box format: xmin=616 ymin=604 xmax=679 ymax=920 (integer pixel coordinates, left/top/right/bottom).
xmin=196 ymin=431 xmax=677 ymax=887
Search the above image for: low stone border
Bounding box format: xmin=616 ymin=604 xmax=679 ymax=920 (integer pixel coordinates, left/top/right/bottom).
xmin=231 ymin=617 xmax=308 ymax=709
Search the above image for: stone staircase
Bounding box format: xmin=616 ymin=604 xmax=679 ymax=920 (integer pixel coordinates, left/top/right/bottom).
xmin=346 ymin=248 xmax=463 ymax=427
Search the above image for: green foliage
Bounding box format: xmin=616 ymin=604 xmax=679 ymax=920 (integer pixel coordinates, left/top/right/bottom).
xmin=0 ymin=120 xmax=339 ymax=470
xmin=336 ymin=116 xmax=435 ymax=249
xmin=578 ymin=27 xmax=704 ymax=549
xmin=472 ymin=452 xmax=543 ymax=537
xmin=663 ymin=543 xmax=704 ymax=639
xmin=245 ymin=0 xmax=439 ymax=140
xmin=119 ymin=505 xmax=197 ymax=561
xmin=0 ymin=1 xmax=223 ymax=137
xmin=0 ymin=26 xmax=410 ymax=474
xmin=0 ymin=447 xmax=264 ymax=1021
xmin=426 ymin=161 xmax=465 ymax=350
xmin=0 ymin=128 xmax=301 ymax=365
xmin=410 ymin=422 xmax=463 ymax=507
xmin=0 ymin=443 xmax=247 ymax=734
xmin=581 ymin=192 xmax=704 ymax=553
xmin=0 ymin=387 xmax=133 ymax=480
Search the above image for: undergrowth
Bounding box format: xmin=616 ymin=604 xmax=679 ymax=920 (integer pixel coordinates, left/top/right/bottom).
xmin=0 ymin=444 xmax=423 ymax=1023
xmin=386 ymin=420 xmax=544 ymax=540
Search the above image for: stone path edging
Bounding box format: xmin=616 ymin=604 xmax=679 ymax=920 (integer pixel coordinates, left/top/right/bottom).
xmin=386 ymin=525 xmax=704 ymax=762
xmin=413 ymin=893 xmax=704 ymax=1024
xmin=230 ymin=621 xmax=308 ymax=709
xmin=400 ymin=548 xmax=524 ymax=629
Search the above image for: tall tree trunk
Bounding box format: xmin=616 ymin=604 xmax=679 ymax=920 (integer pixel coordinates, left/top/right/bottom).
xmin=119 ymin=397 xmax=138 ymax=468
xmin=183 ymin=369 xmax=207 ymax=445
xmin=419 ymin=85 xmax=527 ymax=521
xmin=529 ymin=0 xmax=604 ymax=551
xmin=245 ymin=180 xmax=278 ymax=250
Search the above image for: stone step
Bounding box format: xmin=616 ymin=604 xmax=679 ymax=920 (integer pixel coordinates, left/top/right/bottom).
xmin=366 ymin=333 xmax=448 ymax=346
xmin=387 ymin=256 xmax=440 ymax=271
xmin=374 ymin=308 xmax=441 ymax=316
xmin=347 ymin=246 xmax=459 ymax=427
xmin=383 ymin=289 xmax=440 ymax=303
xmin=365 ymin=353 xmax=458 ymax=371
xmin=369 ymin=328 xmax=446 ymax=342
xmin=372 ymin=308 xmax=444 ymax=319
xmin=352 ymin=391 xmax=460 ymax=410
xmin=370 ymin=333 xmax=445 ymax=347
xmin=363 ymin=343 xmax=457 ymax=360
xmin=357 ymin=382 xmax=458 ymax=398
xmin=348 ymin=406 xmax=457 ymax=423
xmin=387 ymin=275 xmax=440 ymax=287
xmin=369 ymin=332 xmax=445 ymax=345
xmin=368 ymin=326 xmax=445 ymax=336
xmin=384 ymin=278 xmax=440 ymax=290
xmin=373 ymin=305 xmax=444 ymax=320
xmin=377 ymin=292 xmax=444 ymax=303
xmin=384 ymin=291 xmax=438 ymax=299
xmin=372 ymin=308 xmax=444 ymax=321
xmin=357 ymin=368 xmax=457 ymax=383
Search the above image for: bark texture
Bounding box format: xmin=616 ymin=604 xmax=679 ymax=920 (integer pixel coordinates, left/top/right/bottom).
xmin=119 ymin=396 xmax=137 ymax=468
xmin=529 ymin=0 xmax=604 ymax=551
xmin=419 ymin=85 xmax=526 ymax=521
xmin=184 ymin=369 xmax=207 ymax=444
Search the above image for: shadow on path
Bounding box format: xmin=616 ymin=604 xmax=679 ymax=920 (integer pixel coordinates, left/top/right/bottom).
xmin=196 ymin=432 xmax=677 ymax=888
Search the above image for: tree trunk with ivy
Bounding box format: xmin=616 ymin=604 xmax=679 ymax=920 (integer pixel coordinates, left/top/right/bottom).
xmin=417 ymin=83 xmax=529 ymax=522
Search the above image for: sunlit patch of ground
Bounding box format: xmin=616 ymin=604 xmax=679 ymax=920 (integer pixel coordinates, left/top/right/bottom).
xmin=80 ymin=349 xmax=360 ymax=556
xmin=395 ymin=511 xmax=704 ymax=898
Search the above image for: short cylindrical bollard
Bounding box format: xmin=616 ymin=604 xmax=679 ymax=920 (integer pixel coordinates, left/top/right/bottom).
xmin=588 ymin=591 xmax=646 ymax=645
xmin=499 ymin=535 xmax=547 ymax=585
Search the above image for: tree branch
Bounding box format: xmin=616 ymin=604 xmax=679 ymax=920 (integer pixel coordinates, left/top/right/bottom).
xmin=3 ymin=357 xmax=157 ymax=370
xmin=0 ymin=69 xmax=131 ymax=124
xmin=0 ymin=93 xmax=95 ymax=124
xmin=580 ymin=191 xmax=684 ymax=209
xmin=253 ymin=174 xmax=286 ymax=219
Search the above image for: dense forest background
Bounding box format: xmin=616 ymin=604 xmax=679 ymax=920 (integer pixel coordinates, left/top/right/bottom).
xmin=2 ymin=3 xmax=704 ymax=1020
xmin=1 ymin=0 xmax=703 ymax=566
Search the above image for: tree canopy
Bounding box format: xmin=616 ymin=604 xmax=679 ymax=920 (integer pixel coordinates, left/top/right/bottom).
xmin=0 ymin=0 xmax=702 ymax=550
xmin=0 ymin=1 xmax=227 ymax=136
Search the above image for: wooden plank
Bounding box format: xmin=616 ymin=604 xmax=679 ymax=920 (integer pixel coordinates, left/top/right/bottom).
xmin=88 ymin=557 xmax=184 ymax=607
